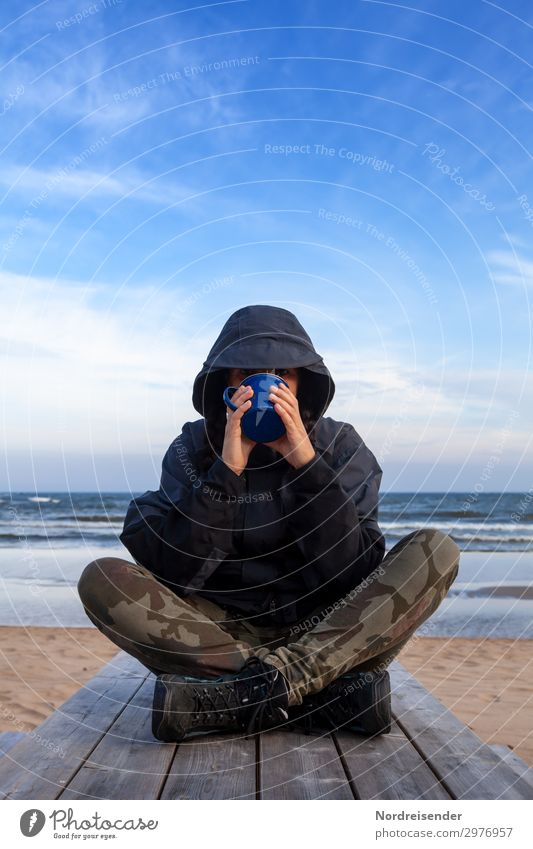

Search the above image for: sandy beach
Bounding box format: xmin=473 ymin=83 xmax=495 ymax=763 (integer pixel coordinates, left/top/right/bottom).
xmin=0 ymin=626 xmax=531 ymax=767
xmin=0 ymin=627 xmax=118 ymax=731
xmin=398 ymin=637 xmax=533 ymax=767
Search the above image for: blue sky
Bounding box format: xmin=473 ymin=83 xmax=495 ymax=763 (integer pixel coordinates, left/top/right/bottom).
xmin=0 ymin=0 xmax=531 ymax=492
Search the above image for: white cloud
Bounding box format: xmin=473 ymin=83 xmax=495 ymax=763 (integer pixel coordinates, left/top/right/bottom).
xmin=1 ymin=271 xmax=530 ymax=465
xmin=0 ymin=162 xmax=193 ymax=207
xmin=0 ymin=270 xmax=210 ymax=453
xmin=487 ymin=249 xmax=533 ymax=288
xmin=323 ymin=347 xmax=530 ymax=460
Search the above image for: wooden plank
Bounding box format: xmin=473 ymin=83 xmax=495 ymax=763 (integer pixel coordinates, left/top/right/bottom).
xmin=161 ymin=734 xmax=257 ymax=800
xmin=61 ymin=676 xmax=175 ymax=800
xmin=0 ymin=652 xmax=148 ymax=800
xmin=0 ymin=733 xmax=27 ymax=757
xmin=7 ymin=650 xmax=527 ymax=802
xmin=490 ymin=745 xmax=533 ymax=789
xmin=335 ymin=721 xmax=451 ymax=800
xmin=259 ymin=729 xmax=353 ymax=799
xmin=390 ymin=661 xmax=533 ymax=800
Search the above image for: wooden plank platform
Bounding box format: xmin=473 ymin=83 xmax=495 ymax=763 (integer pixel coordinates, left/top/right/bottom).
xmin=0 ymin=653 xmax=531 ymax=801
xmin=0 ymin=732 xmax=27 ymax=757
xmin=490 ymin=745 xmax=533 ymax=790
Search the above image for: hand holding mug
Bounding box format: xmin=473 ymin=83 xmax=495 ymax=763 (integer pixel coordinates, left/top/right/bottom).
xmin=264 ymin=382 xmax=316 ymax=469
xmin=221 ymin=384 xmax=256 ymax=476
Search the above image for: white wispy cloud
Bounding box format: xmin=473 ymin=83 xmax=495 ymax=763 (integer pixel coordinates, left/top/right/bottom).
xmin=0 ymin=270 xmax=209 ymax=452
xmin=0 ymin=162 xmax=194 ymax=206
xmin=2 ymin=6 xmax=253 ymax=139
xmin=323 ymin=347 xmax=530 ymax=457
xmin=487 ymin=249 xmax=533 ymax=287
xmin=1 ymin=271 xmax=530 ymax=466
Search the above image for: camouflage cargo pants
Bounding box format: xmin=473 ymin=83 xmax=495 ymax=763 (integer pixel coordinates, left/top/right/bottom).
xmin=78 ymin=529 xmax=459 ymax=706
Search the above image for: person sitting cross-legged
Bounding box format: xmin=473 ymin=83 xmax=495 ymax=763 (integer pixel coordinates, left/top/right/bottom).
xmin=78 ymin=304 xmax=460 ymax=741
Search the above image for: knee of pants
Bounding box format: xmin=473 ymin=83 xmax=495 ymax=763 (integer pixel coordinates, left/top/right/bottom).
xmin=77 ymin=557 xmax=132 ymax=610
xmin=415 ymin=527 xmax=460 ymax=580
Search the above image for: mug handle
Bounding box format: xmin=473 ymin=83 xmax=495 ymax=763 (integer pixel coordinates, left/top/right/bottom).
xmin=223 ymin=386 xmax=238 ymax=411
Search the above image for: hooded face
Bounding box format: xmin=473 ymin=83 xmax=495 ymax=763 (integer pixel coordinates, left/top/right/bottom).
xmin=226 ymin=367 xmax=300 ymax=397
xmin=192 ymin=305 xmax=335 ymax=421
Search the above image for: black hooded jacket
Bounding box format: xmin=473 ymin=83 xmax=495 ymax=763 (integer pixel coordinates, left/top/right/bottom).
xmin=119 ymin=305 xmax=386 ymax=627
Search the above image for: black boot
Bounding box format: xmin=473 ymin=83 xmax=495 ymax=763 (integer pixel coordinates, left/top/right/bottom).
xmin=152 ymin=657 xmax=290 ymax=742
xmin=287 ymin=669 xmax=391 ymax=736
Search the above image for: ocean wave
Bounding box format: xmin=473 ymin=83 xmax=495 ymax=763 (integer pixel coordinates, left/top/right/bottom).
xmin=382 ymin=521 xmax=533 ymax=532
xmin=449 ymin=583 xmax=533 ymax=600
xmin=63 ymin=514 xmax=125 ymax=523
xmin=0 ymin=526 xmax=120 ymax=534
xmin=385 ymin=531 xmax=533 ymax=545
xmin=27 ymin=496 xmax=52 ymax=502
xmin=17 ymin=514 xmax=126 ymax=523
xmin=444 ymin=533 xmax=532 ymax=543
xmin=0 ymin=522 xmax=123 ymax=532
xmin=0 ymin=532 xmax=119 ymax=545
xmin=382 ymin=510 xmax=488 ymax=519
xmin=431 ymin=510 xmax=488 ymax=518
xmin=0 ymin=533 xmax=31 ymax=542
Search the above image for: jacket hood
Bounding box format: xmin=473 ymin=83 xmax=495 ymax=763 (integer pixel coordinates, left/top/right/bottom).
xmin=192 ymin=304 xmax=335 ymax=420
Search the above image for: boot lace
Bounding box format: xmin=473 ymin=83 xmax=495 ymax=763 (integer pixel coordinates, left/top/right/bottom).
xmin=190 ymin=681 xmax=241 ymax=728
xmin=190 ymin=659 xmax=287 ymax=736
xmin=237 ymin=660 xmax=288 ymax=737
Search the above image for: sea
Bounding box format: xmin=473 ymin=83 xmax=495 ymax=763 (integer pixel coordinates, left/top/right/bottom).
xmin=0 ymin=491 xmax=531 ymax=637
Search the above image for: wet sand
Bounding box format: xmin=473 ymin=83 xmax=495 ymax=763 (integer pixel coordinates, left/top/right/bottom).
xmin=0 ymin=627 xmax=531 ymax=767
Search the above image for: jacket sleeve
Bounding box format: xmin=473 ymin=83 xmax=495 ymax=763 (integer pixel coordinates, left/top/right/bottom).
xmin=283 ymin=423 xmax=386 ymax=598
xmin=119 ymin=423 xmax=246 ymax=595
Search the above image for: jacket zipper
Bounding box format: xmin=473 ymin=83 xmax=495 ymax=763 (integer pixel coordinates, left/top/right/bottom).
xmin=238 ymin=470 xmax=275 ymax=619
xmin=237 ymin=470 xmax=248 ymax=549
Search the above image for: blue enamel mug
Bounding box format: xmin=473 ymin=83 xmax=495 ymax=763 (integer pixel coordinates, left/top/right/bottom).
xmin=223 ymin=372 xmax=289 ymax=442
